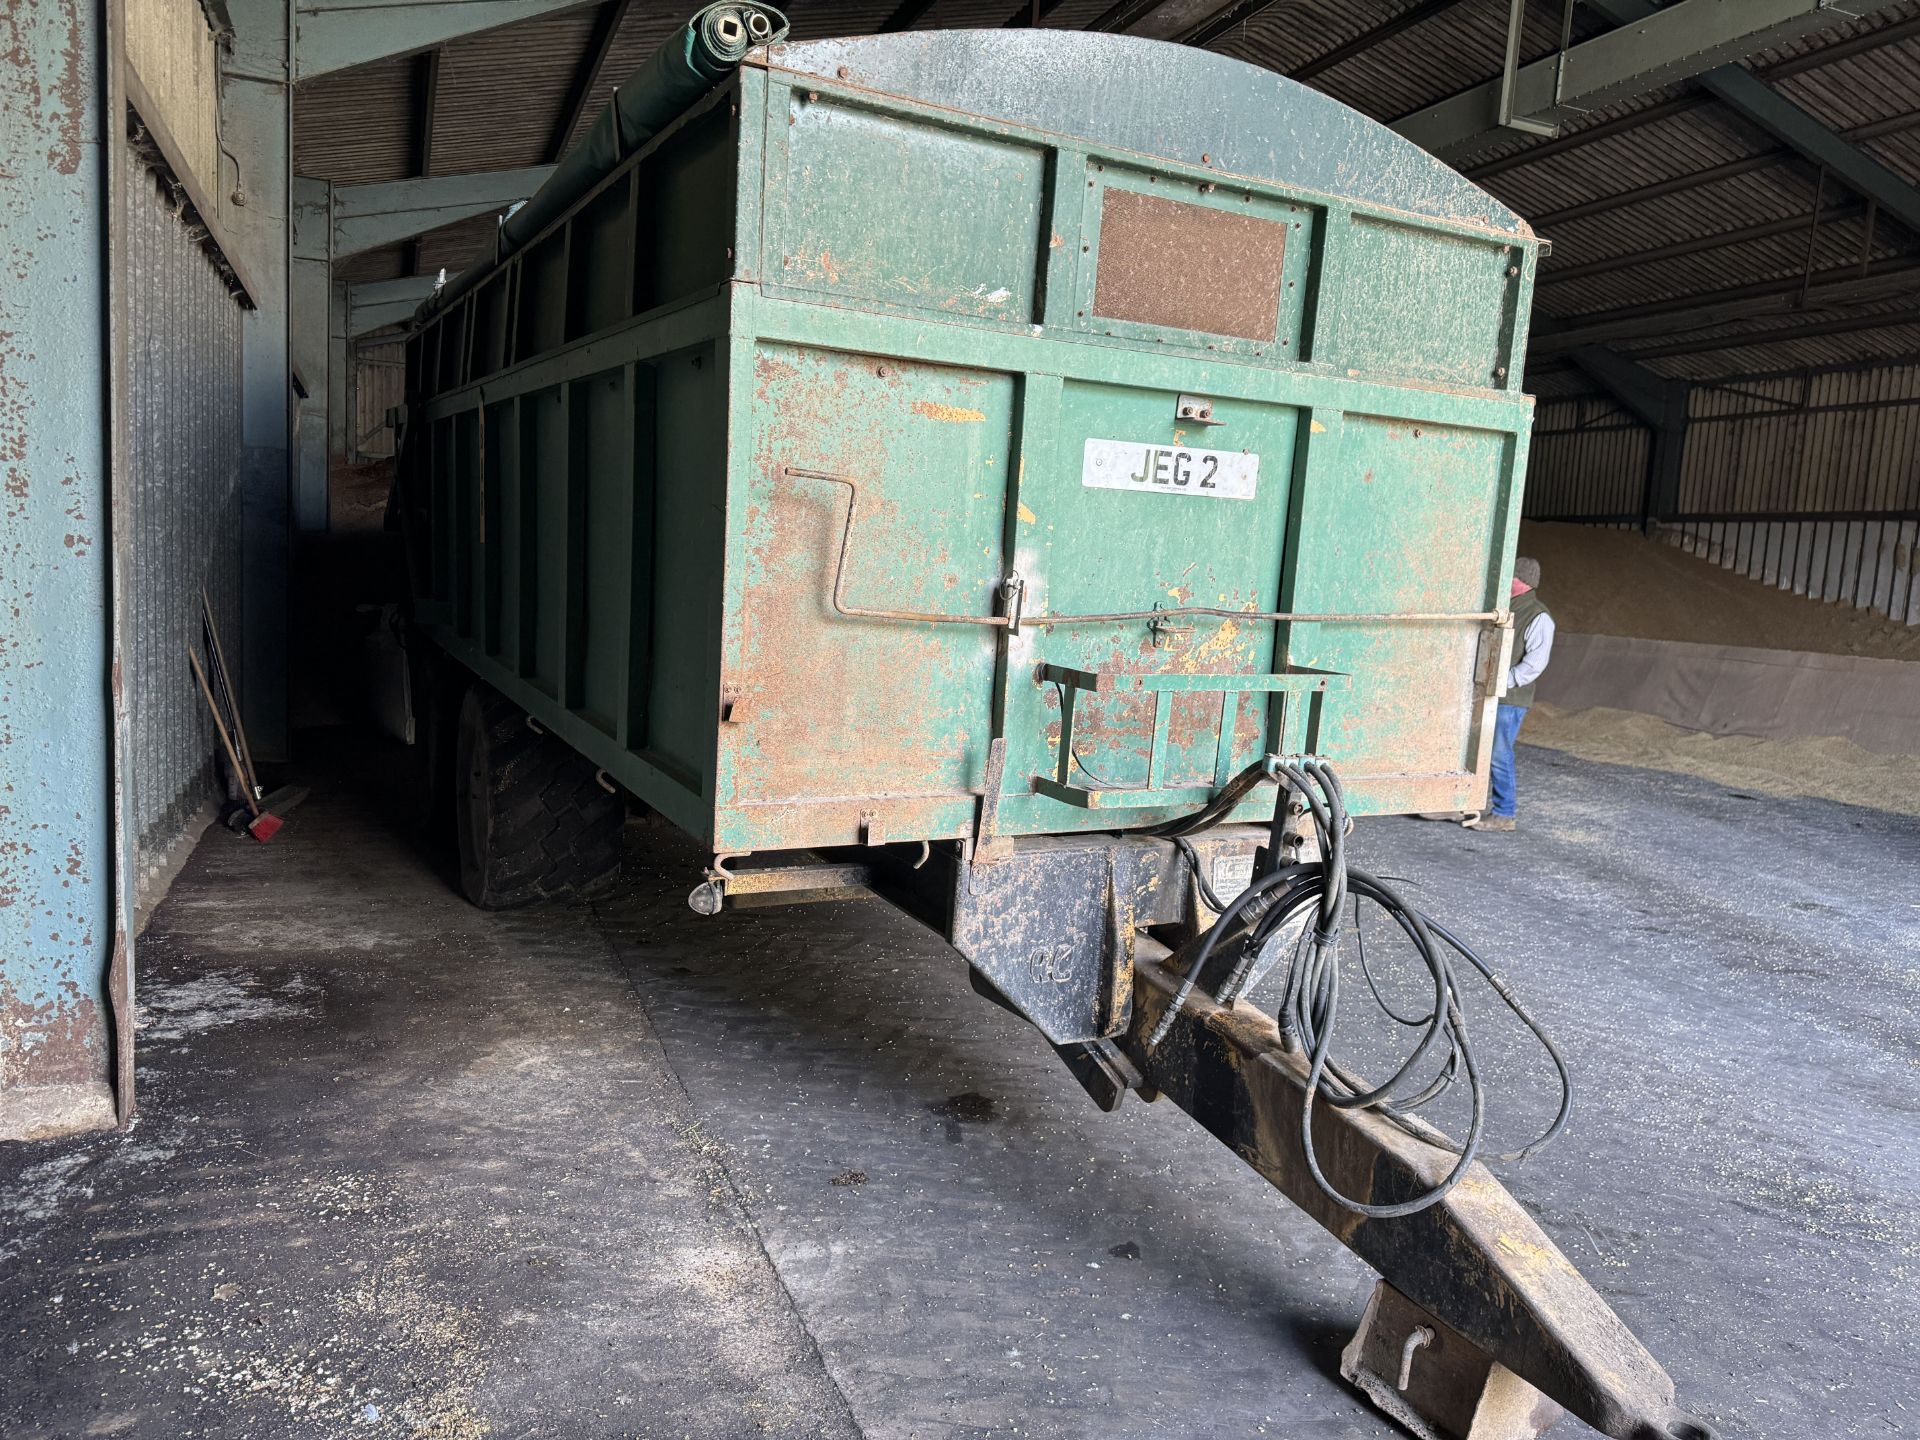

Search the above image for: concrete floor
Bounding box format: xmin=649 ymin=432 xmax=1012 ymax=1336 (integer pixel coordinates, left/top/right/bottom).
xmin=2 ymin=737 xmax=1915 ymax=1439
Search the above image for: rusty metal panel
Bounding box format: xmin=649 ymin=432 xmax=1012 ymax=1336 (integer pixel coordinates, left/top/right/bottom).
xmin=727 ymin=346 xmax=1009 ymax=847
xmin=1282 ymin=412 xmax=1517 ymax=805
xmin=1091 ymin=187 xmax=1289 ymax=342
xmin=124 ymin=167 xmax=247 ymax=870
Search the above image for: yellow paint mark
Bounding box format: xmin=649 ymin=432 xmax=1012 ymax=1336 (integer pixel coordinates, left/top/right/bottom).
xmin=912 ymin=401 xmax=987 ymax=423
xmin=1494 ymin=1231 xmax=1577 ymax=1280
xmin=1172 ymin=428 xmax=1186 ymax=446
xmin=1017 ymin=502 xmax=1038 ymax=524
xmin=1309 ymin=420 xmax=1328 ymax=433
xmin=1187 ymin=619 xmax=1242 ymax=668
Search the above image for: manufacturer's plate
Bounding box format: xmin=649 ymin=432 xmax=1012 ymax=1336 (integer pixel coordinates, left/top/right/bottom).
xmin=1082 ymin=438 xmax=1258 ymax=499
xmin=1211 ymin=853 xmax=1256 ymax=900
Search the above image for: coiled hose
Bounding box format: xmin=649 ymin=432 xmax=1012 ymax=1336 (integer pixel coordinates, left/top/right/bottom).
xmin=1151 ymin=756 xmax=1572 ymax=1218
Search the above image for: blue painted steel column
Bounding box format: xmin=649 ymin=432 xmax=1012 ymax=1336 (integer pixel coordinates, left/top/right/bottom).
xmin=293 ymin=177 xmax=333 ymax=532
xmin=0 ymin=0 xmax=119 ymax=1137
xmin=223 ymin=0 xmax=294 ymax=759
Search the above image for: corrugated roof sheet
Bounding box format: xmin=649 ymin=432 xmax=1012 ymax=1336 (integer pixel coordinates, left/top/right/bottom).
xmin=292 ymin=0 xmax=1920 ymax=381
xmin=1209 ymin=0 xmax=1612 ymax=122
xmin=431 ymin=8 xmax=603 ymax=174
xmin=292 ymin=56 xmax=414 ymax=183
xmin=550 ymin=5 xmax=712 ymax=162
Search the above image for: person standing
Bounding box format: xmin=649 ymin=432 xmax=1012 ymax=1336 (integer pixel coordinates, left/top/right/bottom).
xmin=1469 ymin=557 xmax=1553 ymax=833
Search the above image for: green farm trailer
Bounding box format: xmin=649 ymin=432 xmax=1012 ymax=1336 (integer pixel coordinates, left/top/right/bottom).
xmin=394 ymin=14 xmax=1715 ymax=1440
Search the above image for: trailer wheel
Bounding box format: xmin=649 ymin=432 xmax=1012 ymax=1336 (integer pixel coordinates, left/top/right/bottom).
xmin=454 ymin=683 xmax=625 ymax=909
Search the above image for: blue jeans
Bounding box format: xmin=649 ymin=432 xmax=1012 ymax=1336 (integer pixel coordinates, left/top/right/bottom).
xmin=1489 ymin=703 xmax=1528 ymax=818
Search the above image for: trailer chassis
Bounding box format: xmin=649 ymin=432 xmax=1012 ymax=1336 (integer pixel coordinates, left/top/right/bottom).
xmin=692 ymin=833 xmax=1718 ymax=1440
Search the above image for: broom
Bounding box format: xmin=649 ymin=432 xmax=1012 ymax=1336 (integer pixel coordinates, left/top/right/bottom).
xmin=201 ymin=587 xmax=259 ymax=805
xmin=188 ymin=647 xmax=283 ymax=842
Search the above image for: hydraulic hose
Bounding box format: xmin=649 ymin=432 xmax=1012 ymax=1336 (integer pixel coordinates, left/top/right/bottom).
xmin=1154 ymin=756 xmax=1573 ymax=1217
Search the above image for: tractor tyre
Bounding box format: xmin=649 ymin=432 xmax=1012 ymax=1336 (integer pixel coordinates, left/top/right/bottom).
xmin=453 ymin=682 xmax=624 ymax=909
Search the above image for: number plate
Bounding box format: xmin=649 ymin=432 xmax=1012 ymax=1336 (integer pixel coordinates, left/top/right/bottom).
xmin=1081 ymin=438 xmax=1259 ymax=500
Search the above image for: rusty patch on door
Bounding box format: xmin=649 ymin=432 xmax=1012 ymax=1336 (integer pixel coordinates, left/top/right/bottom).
xmin=1092 ymin=188 xmax=1287 ymax=343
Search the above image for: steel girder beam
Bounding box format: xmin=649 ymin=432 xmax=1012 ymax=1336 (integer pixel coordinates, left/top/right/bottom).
xmin=1026 ymin=0 xmax=1241 ymax=32
xmin=878 ymin=0 xmax=938 ymax=33
xmin=1700 ymin=72 xmax=1920 ymax=233
xmin=1589 ymin=0 xmax=1920 ymax=236
xmin=292 ymin=177 xmax=334 ymax=530
xmin=1531 ymin=257 xmax=1920 ymax=354
xmin=1536 ymin=150 xmax=1788 ymax=230
xmin=1538 ymin=202 xmax=1863 ymax=287
xmin=549 ymin=0 xmax=630 ymax=161
xmin=1565 ymin=345 xmax=1686 ymax=432
xmin=404 ymin=48 xmax=442 ymax=274
xmin=348 ymin=273 xmax=448 ymax=337
xmin=410 ymin=48 xmax=441 ymax=175
xmin=1168 ymin=0 xmax=1282 ymax=47
xmin=1393 ymin=0 xmax=1850 ymax=163
xmin=1082 ymin=0 xmax=1152 ymax=31
xmin=1566 ymin=346 xmax=1691 ymax=523
xmin=1471 ymin=15 xmax=1920 ymax=183
xmin=1122 ymin=946 xmax=1712 ymax=1440
xmin=1626 ymin=305 xmax=1920 ymax=362
xmin=226 ymin=0 xmax=297 ymax=758
xmin=998 ymin=0 xmax=1071 ymax=28
xmin=1467 ymin=94 xmax=1708 ymax=181
xmin=999 ymin=0 xmax=1071 ymax=28
xmin=294 ymin=0 xmax=589 ymax=81
xmin=1529 ymin=105 xmax=1920 ymax=230
xmin=331 ymin=167 xmax=552 ymax=258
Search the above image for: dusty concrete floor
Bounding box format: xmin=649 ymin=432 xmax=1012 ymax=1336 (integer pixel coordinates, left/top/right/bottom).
xmin=1 ymin=737 xmax=1915 ymax=1439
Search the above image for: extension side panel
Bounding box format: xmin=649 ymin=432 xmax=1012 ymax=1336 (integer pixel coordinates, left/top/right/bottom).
xmin=398 ymin=87 xmax=748 ymax=845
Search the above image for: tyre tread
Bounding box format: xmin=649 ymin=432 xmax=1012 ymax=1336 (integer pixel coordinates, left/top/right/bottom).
xmin=457 ymin=684 xmax=624 ymax=909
